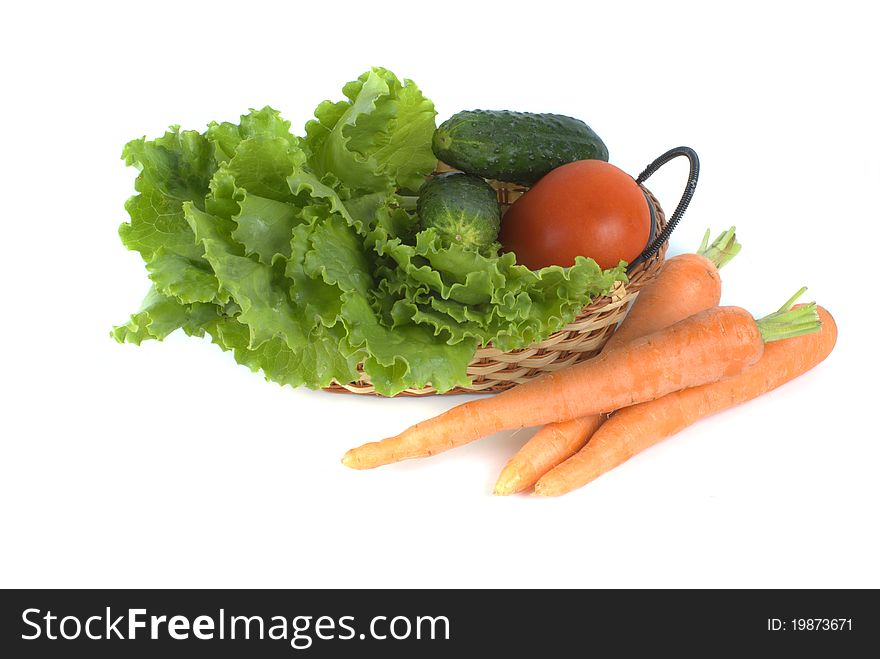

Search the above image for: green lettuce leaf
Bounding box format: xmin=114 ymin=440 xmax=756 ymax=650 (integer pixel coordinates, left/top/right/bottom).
xmin=305 ymin=67 xmax=437 ymax=193
xmin=232 ymin=194 xmax=302 ymax=265
xmin=145 ymin=251 xmax=221 ymax=304
xmin=185 ymin=204 xmax=308 ymax=351
xmin=342 ymin=293 xmax=475 ymax=396
xmin=122 ymin=127 xmax=216 ymax=206
xmin=286 ymin=217 xmax=346 ymax=330
xmin=118 ymin=128 xmax=223 ymax=307
xmin=374 ymin=228 xmax=626 ymax=351
xmin=112 ymin=286 xmax=219 ymax=344
xmin=207 ymin=106 xmax=303 ymax=163
xmin=206 ymin=317 xmax=361 ymax=390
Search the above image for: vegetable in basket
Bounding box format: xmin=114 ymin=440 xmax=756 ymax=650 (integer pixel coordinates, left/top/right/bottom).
xmin=499 ymin=159 xmax=654 ymax=270
xmin=416 ymin=173 xmax=501 ymax=252
xmin=111 ymin=68 xmax=626 ymax=396
xmin=432 ymin=110 xmax=609 ymax=186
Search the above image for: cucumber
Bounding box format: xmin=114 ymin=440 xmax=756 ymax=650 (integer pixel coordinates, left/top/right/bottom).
xmin=417 ymin=173 xmax=501 ymax=251
xmin=432 ymin=110 xmax=609 ymax=186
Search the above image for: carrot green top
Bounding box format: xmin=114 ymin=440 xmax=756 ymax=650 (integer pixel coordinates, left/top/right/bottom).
xmin=696 ymin=226 xmax=741 ymax=270
xmin=755 ymin=288 xmax=821 ymax=343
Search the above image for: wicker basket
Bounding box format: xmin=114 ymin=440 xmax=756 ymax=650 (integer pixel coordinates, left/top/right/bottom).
xmin=325 ymin=147 xmax=699 ymax=396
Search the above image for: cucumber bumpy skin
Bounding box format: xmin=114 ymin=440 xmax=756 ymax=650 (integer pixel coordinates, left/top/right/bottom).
xmin=417 ymin=173 xmax=501 ymax=251
xmin=432 ymin=110 xmax=609 ymax=186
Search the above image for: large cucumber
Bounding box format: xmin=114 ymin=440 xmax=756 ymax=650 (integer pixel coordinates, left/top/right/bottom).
xmin=432 ymin=110 xmax=609 ymax=186
xmin=417 ymin=173 xmax=501 ymax=251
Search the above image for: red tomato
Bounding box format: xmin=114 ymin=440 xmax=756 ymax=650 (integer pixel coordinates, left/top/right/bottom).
xmin=499 ymin=160 xmax=651 ymax=270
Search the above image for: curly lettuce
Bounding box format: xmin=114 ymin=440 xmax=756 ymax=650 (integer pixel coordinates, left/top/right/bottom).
xmin=113 ymin=68 xmax=626 ymax=396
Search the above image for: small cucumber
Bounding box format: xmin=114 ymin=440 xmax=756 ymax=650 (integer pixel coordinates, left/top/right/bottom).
xmin=432 ymin=110 xmax=609 ymax=186
xmin=417 ymin=173 xmax=501 ymax=251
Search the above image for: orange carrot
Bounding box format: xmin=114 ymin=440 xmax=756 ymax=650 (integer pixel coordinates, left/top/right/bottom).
xmin=534 ymin=305 xmax=837 ymax=496
xmin=342 ymin=292 xmax=820 ymax=470
xmin=494 ymin=228 xmax=740 ymax=495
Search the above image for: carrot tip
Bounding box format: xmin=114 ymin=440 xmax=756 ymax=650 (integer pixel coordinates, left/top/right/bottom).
xmin=493 ymin=474 xmax=522 ymax=496
xmin=341 ymin=450 xmax=362 ymax=469
xmin=532 ymin=481 xmax=559 ymax=497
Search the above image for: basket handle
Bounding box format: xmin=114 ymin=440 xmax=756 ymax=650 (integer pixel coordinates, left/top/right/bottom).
xmin=635 ymin=146 xmax=700 ymax=263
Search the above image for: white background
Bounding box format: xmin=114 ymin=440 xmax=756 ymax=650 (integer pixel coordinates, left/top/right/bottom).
xmin=2 ymin=1 xmax=877 ymax=589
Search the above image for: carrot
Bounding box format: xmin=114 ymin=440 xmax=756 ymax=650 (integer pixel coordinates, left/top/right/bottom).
xmin=493 ymin=228 xmax=741 ymax=495
xmin=342 ymin=290 xmax=821 ymax=470
xmin=534 ymin=305 xmax=837 ymax=496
